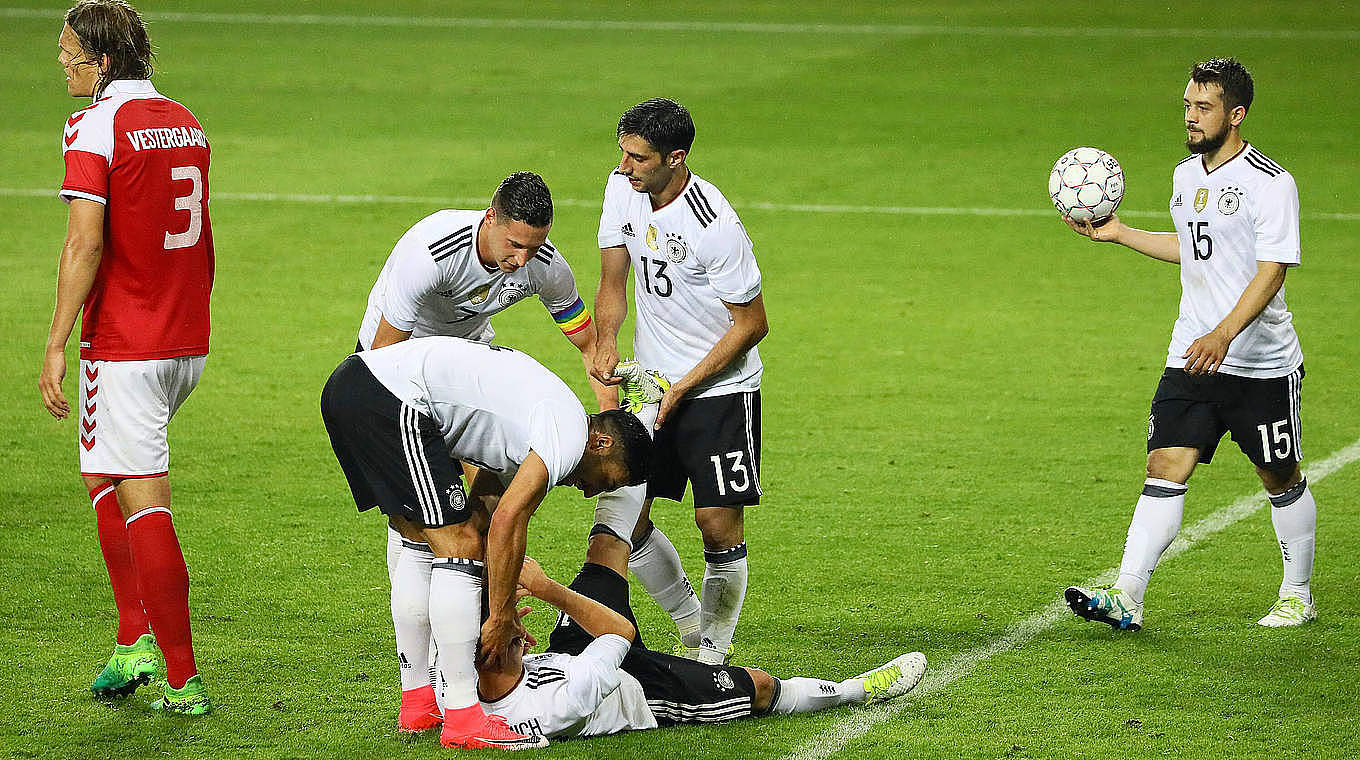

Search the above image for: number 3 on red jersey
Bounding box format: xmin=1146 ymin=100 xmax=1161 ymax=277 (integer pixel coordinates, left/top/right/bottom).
xmin=164 ymin=165 xmax=203 ymax=250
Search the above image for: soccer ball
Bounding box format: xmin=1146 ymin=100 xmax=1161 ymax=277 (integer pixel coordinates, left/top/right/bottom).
xmin=1048 ymin=147 xmax=1124 ymax=224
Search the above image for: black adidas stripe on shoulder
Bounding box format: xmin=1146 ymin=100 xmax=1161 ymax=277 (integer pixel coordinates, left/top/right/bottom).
xmin=1243 ymin=150 xmax=1281 ymax=177
xmin=1247 ymin=148 xmax=1285 ymax=174
xmin=683 ymin=184 xmax=718 ymax=228
xmin=532 ymin=241 xmax=556 ymax=265
xmin=429 ymin=224 xmax=475 ymax=262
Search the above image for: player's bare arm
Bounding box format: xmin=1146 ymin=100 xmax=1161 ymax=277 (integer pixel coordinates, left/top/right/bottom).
xmin=515 ymin=557 xmax=636 ymax=642
xmin=1065 ymin=213 xmax=1181 ymax=263
xmin=656 ymin=293 xmax=769 ymax=428
xmin=480 ymin=452 xmax=550 ymax=667
xmin=565 ymin=321 xmax=620 ymax=411
xmin=1182 ymin=261 xmax=1288 ymax=375
xmin=369 ymin=314 xmax=413 ymax=349
xmin=590 ymin=245 xmax=631 ymax=387
xmin=41 ymin=198 xmax=105 ymax=419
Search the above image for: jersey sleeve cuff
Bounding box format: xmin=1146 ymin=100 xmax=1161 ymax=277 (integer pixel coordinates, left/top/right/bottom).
xmin=585 ymin=633 xmax=632 ymax=667
xmin=59 ymin=188 xmax=107 ymax=204
xmin=716 ymin=282 xmax=762 ymax=305
xmin=1255 ymin=247 xmax=1300 ymax=265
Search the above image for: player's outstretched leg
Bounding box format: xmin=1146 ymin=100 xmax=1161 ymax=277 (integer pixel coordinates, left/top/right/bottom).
xmin=769 ymin=652 xmax=928 ymax=714
xmin=1064 ymin=585 xmax=1144 ymax=632
xmin=91 ymin=633 xmax=160 ymax=698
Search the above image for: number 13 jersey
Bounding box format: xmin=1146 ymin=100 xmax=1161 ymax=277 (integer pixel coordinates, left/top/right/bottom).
xmin=60 ymin=79 xmax=214 ymax=361
xmin=597 ymin=170 xmax=762 ymax=398
xmin=1166 ymin=144 xmax=1301 ymax=378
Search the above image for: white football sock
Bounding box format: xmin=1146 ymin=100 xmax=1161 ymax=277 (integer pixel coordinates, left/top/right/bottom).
xmin=770 ymin=676 xmax=865 ymax=714
xmin=1269 ymin=478 xmax=1315 ymax=603
xmin=699 ymin=543 xmax=748 ymax=662
xmin=391 ymin=539 xmax=435 ymax=692
xmin=428 ymin=558 xmax=483 ymax=711
xmin=1115 ymin=479 xmax=1186 ymax=604
xmin=629 ymin=526 xmax=701 ymax=647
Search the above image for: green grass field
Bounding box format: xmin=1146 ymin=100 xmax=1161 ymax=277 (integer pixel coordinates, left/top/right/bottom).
xmin=2 ymin=2 xmax=1358 ymax=758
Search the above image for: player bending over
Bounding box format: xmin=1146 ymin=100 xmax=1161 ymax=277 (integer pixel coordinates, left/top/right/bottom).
xmin=321 ymin=337 xmax=651 ymax=749
xmin=473 ymin=557 xmax=927 ymax=740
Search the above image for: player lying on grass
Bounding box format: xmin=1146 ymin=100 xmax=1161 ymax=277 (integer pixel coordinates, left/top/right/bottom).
xmin=472 ymin=557 xmax=927 ymax=739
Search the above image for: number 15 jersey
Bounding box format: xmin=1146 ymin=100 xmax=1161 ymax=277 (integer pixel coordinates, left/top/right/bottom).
xmin=60 ymin=79 xmax=214 ymax=362
xmin=1166 ymin=144 xmax=1302 ymax=379
xmin=597 ymin=170 xmax=763 ymax=399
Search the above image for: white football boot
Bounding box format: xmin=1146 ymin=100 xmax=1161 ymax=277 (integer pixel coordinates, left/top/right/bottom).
xmin=1257 ymin=596 xmax=1316 ymax=627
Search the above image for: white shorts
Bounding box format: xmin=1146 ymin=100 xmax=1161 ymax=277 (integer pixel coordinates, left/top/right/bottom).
xmin=78 ymin=356 xmax=206 ymax=478
xmin=592 ymin=403 xmax=658 ymax=550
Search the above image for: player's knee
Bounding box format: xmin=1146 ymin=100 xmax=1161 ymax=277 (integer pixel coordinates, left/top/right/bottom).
xmin=745 ymin=668 xmax=775 ymax=712
xmin=586 ymin=531 xmax=630 ymax=576
xmin=1146 ymin=448 xmax=1195 ymax=483
xmin=1257 ymin=464 xmax=1302 ymax=495
xmin=630 ymin=517 xmax=654 ymax=547
xmin=695 ymin=506 xmax=743 ymax=550
xmin=423 ymin=519 xmax=484 ymax=559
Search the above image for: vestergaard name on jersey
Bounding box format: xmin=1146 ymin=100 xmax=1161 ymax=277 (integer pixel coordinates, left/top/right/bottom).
xmin=125 ymin=126 xmax=207 ymax=152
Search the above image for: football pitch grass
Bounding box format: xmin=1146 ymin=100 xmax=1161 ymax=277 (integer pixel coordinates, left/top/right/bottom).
xmin=2 ymin=2 xmax=1358 ymax=758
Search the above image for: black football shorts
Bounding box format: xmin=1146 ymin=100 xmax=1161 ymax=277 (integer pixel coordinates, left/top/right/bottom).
xmin=321 ymin=355 xmax=470 ymax=528
xmin=1147 ymin=366 xmax=1303 ymax=471
xmin=649 ymin=391 xmax=762 ymax=508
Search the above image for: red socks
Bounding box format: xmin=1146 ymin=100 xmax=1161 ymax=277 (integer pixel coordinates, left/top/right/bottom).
xmin=125 ymin=508 xmax=198 ymax=689
xmin=90 ymin=483 xmax=150 ymax=646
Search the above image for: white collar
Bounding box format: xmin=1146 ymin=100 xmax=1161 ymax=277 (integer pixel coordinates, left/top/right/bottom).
xmin=95 ymin=79 xmax=158 ymax=101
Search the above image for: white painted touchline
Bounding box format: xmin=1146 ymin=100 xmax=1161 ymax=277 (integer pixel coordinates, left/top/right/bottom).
xmin=781 ymin=436 xmax=1360 ymax=760
xmin=2 ymin=8 xmax=1357 ymax=39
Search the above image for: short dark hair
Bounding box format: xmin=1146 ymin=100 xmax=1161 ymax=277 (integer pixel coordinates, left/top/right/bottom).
xmin=491 ymin=171 xmax=553 ymax=228
xmin=1190 ymin=57 xmax=1254 ymax=114
xmin=591 ymin=410 xmax=652 ymax=487
xmin=617 ymin=98 xmax=695 ymax=158
xmin=66 ymin=0 xmax=154 ymax=97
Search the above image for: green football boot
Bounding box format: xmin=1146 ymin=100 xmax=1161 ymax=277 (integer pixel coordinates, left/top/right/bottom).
xmin=91 ymin=634 xmax=160 ymax=698
xmin=152 ymin=674 xmax=212 ymax=716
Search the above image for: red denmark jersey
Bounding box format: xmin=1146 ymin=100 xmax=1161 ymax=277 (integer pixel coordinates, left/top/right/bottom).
xmin=61 ymin=80 xmax=214 ymax=361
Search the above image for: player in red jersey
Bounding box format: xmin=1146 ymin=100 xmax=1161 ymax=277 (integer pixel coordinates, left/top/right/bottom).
xmin=40 ymin=0 xmax=213 ymax=715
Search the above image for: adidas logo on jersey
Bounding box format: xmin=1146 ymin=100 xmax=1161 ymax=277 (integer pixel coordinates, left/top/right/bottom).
xmin=1172 ymin=193 xmax=1183 ymax=208
xmin=622 ymin=223 xmax=636 ymax=238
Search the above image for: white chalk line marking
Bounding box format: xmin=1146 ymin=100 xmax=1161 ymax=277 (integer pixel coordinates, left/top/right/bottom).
xmin=781 ymin=436 xmax=1360 ymax=760
xmin=3 ymin=188 xmax=1357 ymax=222
xmin=2 ymin=7 xmax=1356 ymax=39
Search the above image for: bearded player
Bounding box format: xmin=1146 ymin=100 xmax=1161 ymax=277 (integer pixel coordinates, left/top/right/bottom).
xmin=1062 ymin=58 xmax=1317 ymax=631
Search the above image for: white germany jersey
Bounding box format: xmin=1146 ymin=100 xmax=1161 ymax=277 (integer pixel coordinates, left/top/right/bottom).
xmin=482 ymin=634 xmax=658 ymax=739
xmin=358 ymin=337 xmax=587 ymax=486
xmin=1166 ymin=144 xmax=1303 ymax=378
xmin=598 ymin=171 xmax=763 ymax=398
xmin=357 ymin=209 xmax=582 ymax=349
